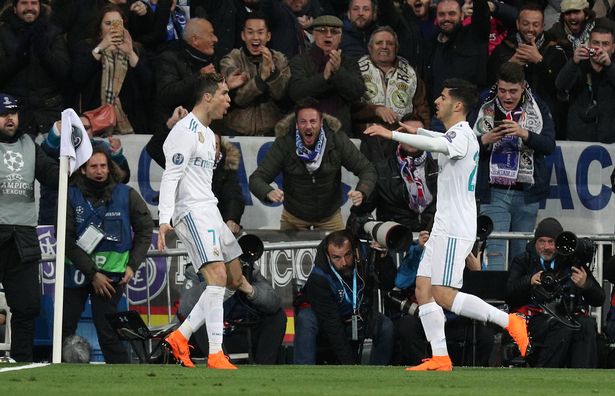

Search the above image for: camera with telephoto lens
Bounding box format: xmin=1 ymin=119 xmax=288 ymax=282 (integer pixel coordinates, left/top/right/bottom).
xmin=237 ymin=233 xmax=264 ymax=282
xmin=555 ymin=231 xmax=596 ymax=268
xmin=385 ymin=289 xmax=418 ymax=315
xmin=349 ymin=215 xmax=413 ymax=252
xmin=533 ymin=231 xmax=596 ymax=323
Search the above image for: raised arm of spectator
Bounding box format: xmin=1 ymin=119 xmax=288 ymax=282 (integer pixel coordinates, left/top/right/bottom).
xmin=489 ymin=1 xmax=518 ymax=27
xmin=471 ymin=0 xmax=491 ymax=40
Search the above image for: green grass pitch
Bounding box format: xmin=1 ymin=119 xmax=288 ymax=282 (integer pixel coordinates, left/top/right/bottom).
xmin=1 ymin=364 xmax=614 ymax=395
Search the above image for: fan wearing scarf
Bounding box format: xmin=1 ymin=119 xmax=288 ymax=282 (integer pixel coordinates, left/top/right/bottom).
xmin=471 ymin=62 xmax=555 ymax=271
xmin=249 ymin=100 xmax=377 ymax=231
xmin=546 ymin=0 xmax=615 ymax=59
xmin=351 ymin=113 xmax=437 ymax=234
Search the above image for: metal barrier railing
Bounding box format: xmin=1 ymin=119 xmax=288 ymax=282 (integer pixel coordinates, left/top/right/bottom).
xmin=1 ymin=232 xmax=611 ymax=357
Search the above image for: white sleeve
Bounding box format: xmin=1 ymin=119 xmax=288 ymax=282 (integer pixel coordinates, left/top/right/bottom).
xmin=417 ymin=128 xmax=444 ymax=138
xmin=391 ymin=131 xmax=450 ymax=155
xmin=158 ymin=126 xmax=194 ymax=224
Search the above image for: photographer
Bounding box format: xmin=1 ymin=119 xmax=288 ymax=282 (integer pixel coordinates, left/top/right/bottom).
xmin=555 ymin=27 xmax=615 ymax=143
xmin=506 ymin=217 xmax=605 ymax=368
xmin=384 ymin=232 xmax=494 ymax=366
xmin=179 ymin=263 xmax=287 ymax=364
xmin=293 ymin=230 xmax=394 ymax=365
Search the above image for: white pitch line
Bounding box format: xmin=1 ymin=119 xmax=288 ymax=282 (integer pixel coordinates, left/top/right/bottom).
xmin=0 ymin=363 xmax=50 ymax=373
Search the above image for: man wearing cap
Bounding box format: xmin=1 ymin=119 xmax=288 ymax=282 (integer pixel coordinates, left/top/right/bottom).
xmin=0 ymin=0 xmax=70 ymax=137
xmin=547 ymin=0 xmax=615 ymax=59
xmin=288 ymin=14 xmax=366 ymax=137
xmin=506 ymin=217 xmax=605 ymax=367
xmin=0 ymin=93 xmax=59 ymax=361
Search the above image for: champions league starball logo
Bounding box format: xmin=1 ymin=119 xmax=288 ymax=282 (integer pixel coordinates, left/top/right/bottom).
xmin=3 ymin=150 xmax=24 ymax=172
xmin=71 ymin=126 xmax=84 ymax=149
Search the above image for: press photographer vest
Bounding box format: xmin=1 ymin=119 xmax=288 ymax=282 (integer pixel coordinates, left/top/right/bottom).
xmin=65 ymin=184 xmax=133 ymax=288
xmin=311 ymin=265 xmax=363 ymax=318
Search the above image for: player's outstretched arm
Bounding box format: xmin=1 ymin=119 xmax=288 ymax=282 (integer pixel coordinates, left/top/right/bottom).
xmin=364 ymin=125 xmax=449 ymax=154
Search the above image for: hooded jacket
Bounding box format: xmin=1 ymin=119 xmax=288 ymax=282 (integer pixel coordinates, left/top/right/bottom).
xmin=249 ymin=113 xmax=376 ymax=222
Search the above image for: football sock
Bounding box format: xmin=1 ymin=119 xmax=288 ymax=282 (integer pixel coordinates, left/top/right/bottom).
xmin=419 ymin=301 xmax=448 ymax=356
xmin=451 ymin=291 xmax=508 ymax=328
xmin=203 ymin=285 xmax=225 ymax=354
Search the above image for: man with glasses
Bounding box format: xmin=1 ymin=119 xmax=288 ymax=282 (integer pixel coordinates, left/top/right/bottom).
xmin=288 ymin=15 xmax=366 ymax=137
xmin=556 ymin=27 xmax=615 ymax=143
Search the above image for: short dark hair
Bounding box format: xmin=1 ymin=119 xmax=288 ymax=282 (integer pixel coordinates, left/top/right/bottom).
xmin=591 ymin=26 xmax=614 ymax=40
xmin=325 ymin=230 xmax=354 ymax=250
xmin=496 ymin=62 xmax=526 ymax=85
xmin=348 ymin=0 xmax=377 ymax=12
xmin=243 ymin=11 xmax=269 ymax=30
xmin=294 ymin=98 xmax=322 ymax=120
xmin=400 ymin=112 xmax=426 ymax=125
xmin=442 ymin=78 xmax=478 ymax=114
xmin=518 ymin=2 xmax=544 ymax=17
xmin=194 ymin=73 xmax=225 ymax=104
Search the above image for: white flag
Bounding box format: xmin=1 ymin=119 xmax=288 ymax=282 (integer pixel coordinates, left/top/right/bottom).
xmin=59 ymin=108 xmax=93 ymax=175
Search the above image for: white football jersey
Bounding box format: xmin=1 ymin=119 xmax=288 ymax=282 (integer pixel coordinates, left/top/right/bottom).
xmin=158 ymin=113 xmax=218 ymax=225
xmin=430 ymin=121 xmax=479 ymax=241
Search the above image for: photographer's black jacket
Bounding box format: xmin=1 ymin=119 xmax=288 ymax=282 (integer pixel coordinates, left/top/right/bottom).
xmin=350 ymin=152 xmax=437 ymax=232
xmin=506 ymin=242 xmax=605 ymax=312
xmin=303 ymin=239 xmax=367 ymax=365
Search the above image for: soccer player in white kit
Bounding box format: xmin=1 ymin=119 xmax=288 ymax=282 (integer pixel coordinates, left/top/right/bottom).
xmin=158 ymin=73 xmax=243 ymax=370
xmin=365 ymin=79 xmax=529 ymax=371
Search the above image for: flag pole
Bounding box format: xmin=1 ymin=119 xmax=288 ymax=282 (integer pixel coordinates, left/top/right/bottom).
xmin=52 ymin=155 xmax=70 ymax=364
xmin=52 ymin=108 xmax=93 ymax=364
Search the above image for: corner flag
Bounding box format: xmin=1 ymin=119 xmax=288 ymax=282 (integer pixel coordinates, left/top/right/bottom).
xmin=59 ymin=108 xmax=93 ymax=175
xmin=53 ymin=108 xmax=93 ymax=363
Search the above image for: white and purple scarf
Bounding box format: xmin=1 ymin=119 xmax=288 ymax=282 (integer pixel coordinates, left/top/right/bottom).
xmin=473 ymin=84 xmax=543 ymax=186
xmin=397 ymin=147 xmax=432 ymax=213
xmin=296 ymin=127 xmax=327 ymax=174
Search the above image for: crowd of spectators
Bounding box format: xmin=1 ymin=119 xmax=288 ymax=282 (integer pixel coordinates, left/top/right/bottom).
xmin=1 ymin=0 xmax=615 ymax=368
xmin=0 ymin=0 xmax=612 ymax=143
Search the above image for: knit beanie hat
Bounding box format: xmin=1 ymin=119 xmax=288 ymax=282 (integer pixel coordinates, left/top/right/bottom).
xmin=534 ymin=217 xmax=563 ymax=240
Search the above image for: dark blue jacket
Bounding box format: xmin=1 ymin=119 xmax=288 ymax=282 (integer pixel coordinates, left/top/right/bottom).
xmin=340 ymin=17 xmax=376 ymax=61
xmin=469 ymin=93 xmax=556 ymax=205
